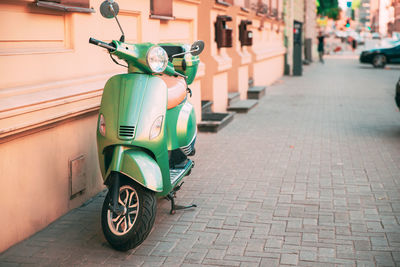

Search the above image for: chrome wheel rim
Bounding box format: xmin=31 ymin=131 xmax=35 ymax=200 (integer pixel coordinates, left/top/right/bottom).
xmin=107 ymin=185 xmax=139 ymax=236
xmin=374 ymin=55 xmax=385 ymax=67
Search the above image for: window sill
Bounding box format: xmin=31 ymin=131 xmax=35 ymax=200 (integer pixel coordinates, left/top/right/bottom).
xmin=256 ymin=12 xmax=267 ymax=17
xmin=149 ymin=14 xmax=175 ymax=21
xmin=36 ymin=1 xmax=95 ymax=13
xmin=215 ymin=0 xmax=231 ymax=7
xmin=240 ymin=7 xmax=250 ymax=13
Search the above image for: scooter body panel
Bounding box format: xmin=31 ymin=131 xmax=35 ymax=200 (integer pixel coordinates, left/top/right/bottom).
xmin=166 ymin=101 xmax=197 ymax=151
xmin=97 ymin=73 xmax=170 ymax=194
xmin=105 ymin=146 xmax=163 ymax=192
xmin=97 ymin=73 xmax=197 ymax=196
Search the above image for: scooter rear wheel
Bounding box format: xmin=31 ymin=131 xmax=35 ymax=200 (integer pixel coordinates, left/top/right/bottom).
xmin=101 ymin=177 xmax=156 ymax=251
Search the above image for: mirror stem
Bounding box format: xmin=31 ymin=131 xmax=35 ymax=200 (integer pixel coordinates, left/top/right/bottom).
xmin=172 ymin=46 xmax=199 ymax=58
xmin=109 ymin=3 xmax=125 ymax=42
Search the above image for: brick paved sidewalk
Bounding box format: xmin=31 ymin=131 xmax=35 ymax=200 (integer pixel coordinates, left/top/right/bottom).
xmin=1 ymin=58 xmax=400 ymax=266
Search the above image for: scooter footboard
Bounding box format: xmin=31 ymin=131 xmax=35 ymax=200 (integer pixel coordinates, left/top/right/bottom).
xmin=105 ymin=146 xmax=163 ymax=192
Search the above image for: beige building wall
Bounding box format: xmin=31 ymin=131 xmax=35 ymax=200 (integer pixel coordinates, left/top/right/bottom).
xmin=284 ymin=0 xmax=313 ymax=74
xmin=305 ymin=0 xmax=317 ymax=61
xmin=0 ymin=0 xmax=202 ymax=252
xmin=304 ymin=0 xmax=317 ymax=39
xmin=198 ymin=1 xmax=232 ymax=113
xmin=227 ymin=6 xmax=252 ymax=100
xmin=294 ymin=0 xmax=305 ymax=22
xmin=249 ymin=16 xmax=285 ymax=86
xmin=200 ymin=0 xmax=285 ymax=113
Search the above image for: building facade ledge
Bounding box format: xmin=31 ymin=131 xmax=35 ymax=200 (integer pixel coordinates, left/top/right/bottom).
xmin=195 ymin=61 xmax=206 ymax=78
xmin=0 ymin=73 xmax=121 ymax=140
xmin=213 ymin=2 xmax=230 ymax=12
xmin=175 ymin=0 xmax=201 ymax=5
xmin=238 ymin=48 xmax=252 ymax=65
xmin=214 ymin=53 xmax=233 ymax=72
xmin=252 ymin=46 xmax=286 ymax=61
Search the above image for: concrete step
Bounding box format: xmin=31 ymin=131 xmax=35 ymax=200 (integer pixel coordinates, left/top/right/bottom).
xmin=247 ymin=86 xmax=266 ymax=100
xmin=201 ymin=100 xmax=213 ymax=114
xmin=227 ymin=99 xmax=258 ymax=113
xmin=197 ymin=112 xmax=235 ymax=133
xmin=228 ymin=92 xmax=240 ymax=106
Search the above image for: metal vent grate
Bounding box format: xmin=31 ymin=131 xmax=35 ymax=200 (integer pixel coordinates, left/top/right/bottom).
xmin=180 ymin=136 xmax=196 ymax=156
xmin=119 ymin=125 xmax=135 ymax=139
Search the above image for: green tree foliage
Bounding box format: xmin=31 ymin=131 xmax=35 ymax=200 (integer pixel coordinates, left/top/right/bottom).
xmin=316 ymin=0 xmax=341 ymax=20
xmin=352 ymin=0 xmax=361 ymax=9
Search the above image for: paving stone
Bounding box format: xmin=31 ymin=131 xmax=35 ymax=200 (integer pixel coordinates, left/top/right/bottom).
xmin=260 ymin=257 xmax=280 ymax=266
xmin=183 ymin=249 xmax=208 ymax=264
xmin=318 ymin=247 xmax=335 ymax=258
xmin=371 ymin=236 xmax=389 ymax=248
xmin=303 ymin=233 xmax=318 ymax=242
xmin=280 ymin=253 xmax=299 ymax=265
xmin=205 ymin=249 xmax=226 ymax=260
xmin=226 ymin=245 xmax=246 ymax=256
xmin=300 ymin=250 xmax=317 ymax=261
xmin=224 ymin=255 xmax=261 ymax=263
xmin=284 ymin=236 xmax=301 ymax=246
xmin=356 ymin=260 xmax=376 ymax=267
xmin=303 ymin=218 xmax=318 ymax=226
xmin=202 ymin=259 xmax=241 ymax=266
xmin=374 ymin=253 xmax=395 ymax=266
xmin=319 ymin=230 xmax=335 ymax=239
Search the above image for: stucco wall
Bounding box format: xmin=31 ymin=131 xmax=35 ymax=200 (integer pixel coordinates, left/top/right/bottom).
xmin=0 ymin=114 xmax=102 ymax=252
xmin=253 ymin=55 xmax=284 ymax=86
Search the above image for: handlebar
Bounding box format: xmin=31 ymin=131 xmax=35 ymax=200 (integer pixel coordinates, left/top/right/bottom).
xmin=89 ymin=37 xmax=116 ymax=52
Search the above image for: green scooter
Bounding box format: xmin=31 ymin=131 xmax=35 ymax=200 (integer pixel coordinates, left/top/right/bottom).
xmin=89 ymin=0 xmax=204 ymax=251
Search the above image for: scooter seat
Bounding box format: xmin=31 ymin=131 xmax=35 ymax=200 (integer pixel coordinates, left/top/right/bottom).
xmin=161 ymin=75 xmax=187 ymax=110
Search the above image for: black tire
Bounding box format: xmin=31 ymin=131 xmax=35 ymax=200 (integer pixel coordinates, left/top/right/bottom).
xmin=101 ymin=176 xmax=156 ymax=251
xmin=372 ymin=54 xmax=386 ymax=68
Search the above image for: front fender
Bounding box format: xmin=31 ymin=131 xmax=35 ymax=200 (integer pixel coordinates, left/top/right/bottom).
xmin=105 ymin=146 xmax=163 ymax=192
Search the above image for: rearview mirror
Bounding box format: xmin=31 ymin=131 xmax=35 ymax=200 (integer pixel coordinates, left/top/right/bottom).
xmin=100 ymin=0 xmax=119 ymax=19
xmin=190 ymin=40 xmax=205 ymax=56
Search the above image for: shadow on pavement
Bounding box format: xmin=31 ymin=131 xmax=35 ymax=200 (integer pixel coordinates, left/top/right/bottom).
xmin=358 ymin=65 xmax=400 ymax=71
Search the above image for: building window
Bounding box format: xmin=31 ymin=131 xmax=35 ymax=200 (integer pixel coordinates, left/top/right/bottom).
xmin=150 ymin=0 xmax=174 ymax=20
xmin=270 ymin=0 xmax=277 ymax=17
xmin=252 ymin=0 xmax=268 ymax=15
xmin=36 ymin=0 xmax=94 ymax=13
xmin=278 ymin=0 xmax=283 ymax=20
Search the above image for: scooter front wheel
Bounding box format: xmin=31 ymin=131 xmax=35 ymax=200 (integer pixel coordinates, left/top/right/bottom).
xmin=101 ymin=177 xmax=156 ymax=251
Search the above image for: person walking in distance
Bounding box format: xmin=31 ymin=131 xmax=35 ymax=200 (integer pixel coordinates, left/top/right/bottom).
xmin=351 ymin=36 xmax=357 ymax=52
xmin=317 ymin=31 xmax=325 ymax=63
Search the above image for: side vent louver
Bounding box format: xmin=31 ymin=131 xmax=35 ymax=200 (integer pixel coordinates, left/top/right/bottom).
xmin=119 ymin=125 xmax=135 ymax=139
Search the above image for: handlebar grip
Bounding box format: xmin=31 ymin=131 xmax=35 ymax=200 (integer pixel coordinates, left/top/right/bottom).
xmin=88 ymin=37 xmax=116 ymax=52
xmin=89 ymin=37 xmax=100 ymax=45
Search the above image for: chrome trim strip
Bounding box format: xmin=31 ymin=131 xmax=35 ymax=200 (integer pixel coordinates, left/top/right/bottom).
xmin=180 ymin=129 xmax=197 ymax=156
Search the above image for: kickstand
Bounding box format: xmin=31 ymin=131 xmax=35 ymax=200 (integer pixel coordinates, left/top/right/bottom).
xmin=166 ymin=182 xmax=197 ymax=215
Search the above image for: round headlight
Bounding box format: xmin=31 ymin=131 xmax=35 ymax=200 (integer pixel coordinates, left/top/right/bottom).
xmin=146 ymin=46 xmax=168 ymax=73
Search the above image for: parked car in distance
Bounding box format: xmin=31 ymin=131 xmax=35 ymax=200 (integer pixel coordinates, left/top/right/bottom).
xmin=379 ymin=38 xmax=400 ymax=48
xmin=360 ymin=31 xmax=371 ymax=39
xmin=359 ymin=43 xmax=400 ymax=68
xmin=372 ymin=32 xmax=381 ymax=39
xmin=396 ymin=76 xmax=400 ymax=109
